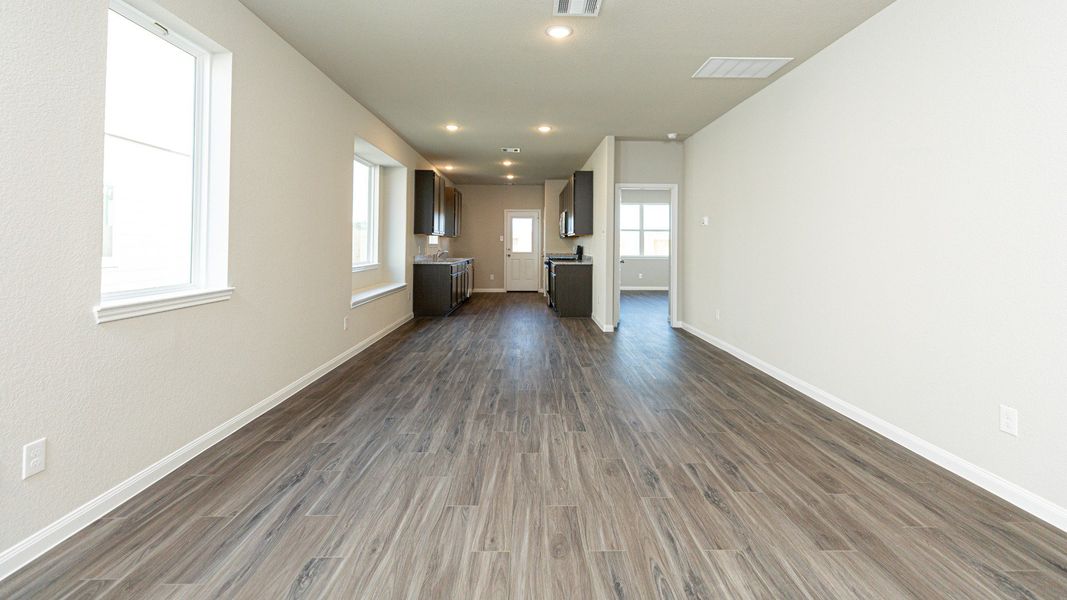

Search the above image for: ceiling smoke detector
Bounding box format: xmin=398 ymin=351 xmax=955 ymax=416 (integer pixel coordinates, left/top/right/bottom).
xmin=692 ymin=57 xmax=794 ymax=79
xmin=554 ymin=0 xmax=602 ymax=17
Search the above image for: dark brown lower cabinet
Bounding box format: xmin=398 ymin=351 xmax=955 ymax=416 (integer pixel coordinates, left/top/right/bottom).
xmin=413 ymin=260 xmax=473 ymax=316
xmin=549 ymin=262 xmax=592 ymax=317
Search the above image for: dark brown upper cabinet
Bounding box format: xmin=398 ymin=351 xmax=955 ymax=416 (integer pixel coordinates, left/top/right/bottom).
xmin=558 ymin=170 xmax=593 ymax=238
xmin=414 ymin=170 xmax=461 ymax=237
xmin=443 ymin=186 xmax=462 ymax=237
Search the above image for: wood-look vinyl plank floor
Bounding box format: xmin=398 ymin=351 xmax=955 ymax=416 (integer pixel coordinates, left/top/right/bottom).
xmin=3 ymin=291 xmax=1066 ymax=599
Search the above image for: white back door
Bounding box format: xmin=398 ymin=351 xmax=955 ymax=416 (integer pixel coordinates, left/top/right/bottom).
xmin=504 ymin=210 xmax=541 ymax=291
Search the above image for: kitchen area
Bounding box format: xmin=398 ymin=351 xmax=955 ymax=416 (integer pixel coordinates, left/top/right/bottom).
xmin=412 ymin=169 xmax=593 ymax=319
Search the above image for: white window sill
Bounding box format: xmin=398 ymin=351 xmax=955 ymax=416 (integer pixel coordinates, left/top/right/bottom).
xmin=352 ymin=263 xmax=380 ymax=273
xmin=94 ymin=287 xmax=234 ymax=324
xmin=351 ymin=282 xmax=406 ymax=309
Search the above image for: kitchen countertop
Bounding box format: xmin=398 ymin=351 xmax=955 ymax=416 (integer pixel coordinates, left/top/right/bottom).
xmin=413 ymin=257 xmax=474 ymax=265
xmin=548 ymin=257 xmax=592 ymax=266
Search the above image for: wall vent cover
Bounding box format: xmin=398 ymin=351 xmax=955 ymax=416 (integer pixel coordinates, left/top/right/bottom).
xmin=554 ymin=0 xmax=602 ymax=17
xmin=692 ymin=57 xmax=794 ymax=79
xmin=501 ymin=147 xmax=521 ymax=153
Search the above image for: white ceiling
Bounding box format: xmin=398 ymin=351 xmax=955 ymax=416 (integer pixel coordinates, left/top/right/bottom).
xmin=238 ymin=0 xmax=895 ymax=184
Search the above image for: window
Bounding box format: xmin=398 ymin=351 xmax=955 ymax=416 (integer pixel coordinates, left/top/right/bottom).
xmin=96 ymin=1 xmax=230 ymax=322
xmin=510 ymin=217 xmax=534 ymax=253
xmin=620 ymin=203 xmax=670 ymax=257
xmin=352 ymin=157 xmax=379 ymax=270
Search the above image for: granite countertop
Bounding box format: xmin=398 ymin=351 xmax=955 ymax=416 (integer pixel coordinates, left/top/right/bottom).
xmin=413 ymin=257 xmax=474 ymax=265
xmin=550 ymin=257 xmax=592 ymax=266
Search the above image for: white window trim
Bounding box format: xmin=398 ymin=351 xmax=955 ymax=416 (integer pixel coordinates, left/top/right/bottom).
xmin=352 ymin=156 xmax=380 ymax=271
xmin=620 ymin=202 xmax=671 ymax=258
xmin=350 ymin=282 xmax=406 ymax=309
xmin=99 ymin=0 xmax=232 ymax=321
xmin=95 ymin=287 xmax=234 ymax=324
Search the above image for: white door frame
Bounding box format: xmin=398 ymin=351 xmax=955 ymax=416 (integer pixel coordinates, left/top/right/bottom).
xmin=503 ymin=209 xmax=542 ymax=292
xmin=614 ymin=183 xmax=679 ymax=327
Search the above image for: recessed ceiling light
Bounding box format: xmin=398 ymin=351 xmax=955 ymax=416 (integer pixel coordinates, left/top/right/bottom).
xmin=443 ymin=165 xmax=454 ymax=171
xmin=445 ymin=123 xmax=460 ymax=132
xmin=537 ymin=125 xmax=553 ymax=133
xmin=546 ymin=25 xmax=573 ymax=39
xmin=506 ymin=174 xmax=516 ymax=180
xmin=502 ymin=160 xmax=513 ymax=166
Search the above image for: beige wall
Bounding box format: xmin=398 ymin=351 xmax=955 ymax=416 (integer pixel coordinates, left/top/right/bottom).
xmin=621 ymin=259 xmax=669 ymax=288
xmin=573 ymin=137 xmax=616 ymax=329
xmin=0 ymin=0 xmax=435 ymax=556
xmin=615 ymin=140 xmax=684 ymax=184
xmin=682 ymin=0 xmax=1067 ymax=517
xmin=451 ymin=184 xmax=544 ymax=290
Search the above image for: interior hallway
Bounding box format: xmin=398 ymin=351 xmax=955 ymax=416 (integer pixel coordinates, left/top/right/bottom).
xmin=4 ymin=292 xmax=1066 ymax=599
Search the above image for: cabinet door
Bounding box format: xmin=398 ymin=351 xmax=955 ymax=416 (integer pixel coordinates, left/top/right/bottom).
xmin=455 ymin=190 xmax=462 ymax=237
xmin=433 ymin=176 xmax=445 ymax=235
xmin=414 ymin=170 xmax=436 ymax=234
xmin=443 ymin=187 xmax=457 ymax=237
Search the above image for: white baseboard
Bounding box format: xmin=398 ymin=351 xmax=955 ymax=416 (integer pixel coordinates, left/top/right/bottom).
xmin=677 ymin=321 xmax=1067 ymax=533
xmin=591 ymin=313 xmax=614 ymax=333
xmin=472 ymin=288 xmax=506 ymax=293
xmin=620 ymin=286 xmax=668 ymax=291
xmin=0 ymin=312 xmax=414 ymax=582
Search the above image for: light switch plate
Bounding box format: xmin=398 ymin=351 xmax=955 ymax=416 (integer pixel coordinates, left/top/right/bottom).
xmin=999 ymin=405 xmax=1018 ymax=436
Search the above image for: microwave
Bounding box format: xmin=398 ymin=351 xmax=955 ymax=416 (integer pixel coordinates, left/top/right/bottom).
xmin=559 ymin=210 xmax=568 ymax=238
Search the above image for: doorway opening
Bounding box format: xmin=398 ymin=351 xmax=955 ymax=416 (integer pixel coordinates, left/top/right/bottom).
xmin=614 ymin=184 xmax=678 ymax=329
xmin=504 ymin=209 xmax=542 ymax=292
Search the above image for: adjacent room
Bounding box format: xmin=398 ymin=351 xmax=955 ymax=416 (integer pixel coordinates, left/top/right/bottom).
xmin=2 ymin=0 xmax=1065 ymax=597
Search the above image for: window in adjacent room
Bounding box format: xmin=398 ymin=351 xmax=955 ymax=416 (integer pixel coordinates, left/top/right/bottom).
xmin=620 ymin=203 xmax=670 ymax=257
xmin=352 ymin=157 xmax=380 ymax=271
xmin=99 ymin=1 xmax=230 ymax=319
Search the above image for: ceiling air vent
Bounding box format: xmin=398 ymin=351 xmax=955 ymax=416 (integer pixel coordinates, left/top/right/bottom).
xmin=692 ymin=57 xmax=794 ymax=79
xmin=554 ymin=0 xmax=602 ymax=17
xmin=501 ymin=147 xmax=521 ymax=153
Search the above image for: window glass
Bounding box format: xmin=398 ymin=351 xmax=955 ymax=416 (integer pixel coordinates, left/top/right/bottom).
xmin=620 ymin=202 xmax=670 ymax=257
xmin=511 ymin=217 xmax=533 ymax=253
xmin=644 ymin=230 xmax=670 ymax=256
xmin=620 ymin=204 xmax=641 ymax=230
xmin=101 ymin=9 xmax=198 ymax=295
xmin=352 ymin=159 xmax=376 ymax=267
xmin=644 ymin=204 xmax=670 ymax=230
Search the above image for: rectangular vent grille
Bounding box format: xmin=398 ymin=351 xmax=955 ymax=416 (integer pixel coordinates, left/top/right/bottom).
xmin=501 ymin=147 xmax=521 ymax=153
xmin=692 ymin=57 xmax=794 ymax=79
xmin=554 ymin=0 xmax=602 ymax=17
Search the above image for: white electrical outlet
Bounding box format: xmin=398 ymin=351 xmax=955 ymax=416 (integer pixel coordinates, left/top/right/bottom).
xmin=638 ymin=273 xmax=644 ymax=280
xmin=499 ymin=235 xmax=504 ymax=242
xmin=715 ymin=309 xmax=721 ymax=320
xmin=343 ymin=316 xmax=349 ymax=331
xmin=701 ymin=216 xmax=710 ymax=226
xmin=22 ymin=438 xmax=46 ymax=479
xmin=489 ymin=273 xmax=495 ymax=281
xmin=999 ymin=405 xmax=1018 ymax=436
